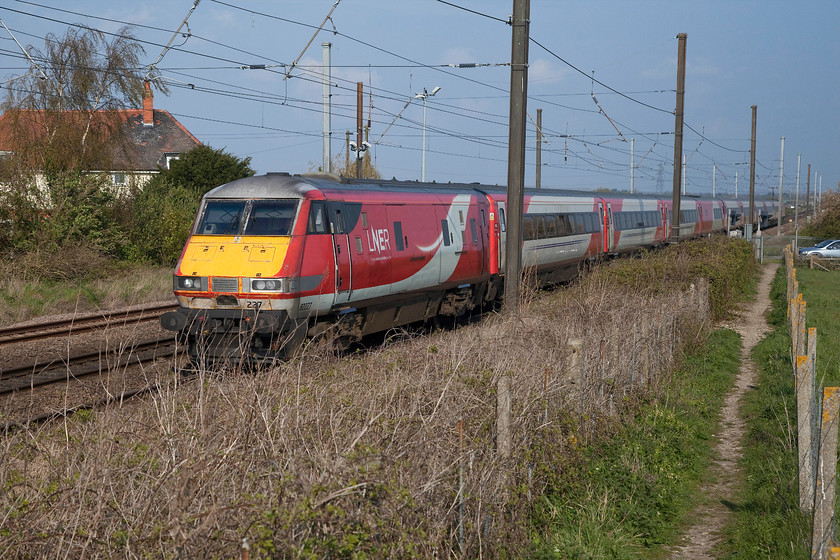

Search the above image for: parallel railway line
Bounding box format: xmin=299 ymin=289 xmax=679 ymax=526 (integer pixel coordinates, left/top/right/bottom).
xmin=0 ymin=302 xmax=178 ymax=346
xmin=0 ymin=336 xmax=177 ymax=396
xmin=0 ymin=302 xmax=181 ymax=430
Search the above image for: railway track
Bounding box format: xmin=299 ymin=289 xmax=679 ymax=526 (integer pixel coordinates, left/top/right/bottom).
xmin=0 ymin=302 xmax=178 ymax=346
xmin=0 ymin=336 xmax=177 ymax=396
xmin=2 ymin=382 xmax=162 ymax=432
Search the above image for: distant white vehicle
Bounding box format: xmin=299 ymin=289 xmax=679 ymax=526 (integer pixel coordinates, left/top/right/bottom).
xmin=799 ymin=239 xmax=840 ymax=257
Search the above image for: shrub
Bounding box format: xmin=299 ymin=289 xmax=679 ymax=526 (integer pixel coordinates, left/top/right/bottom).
xmin=802 ymin=190 xmax=840 ymax=238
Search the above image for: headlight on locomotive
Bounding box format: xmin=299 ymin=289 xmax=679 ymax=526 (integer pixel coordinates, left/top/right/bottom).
xmin=247 ymin=277 xmax=299 ymax=294
xmin=174 ymin=276 xmax=207 ymax=291
xmin=252 ymin=279 xmax=281 ymax=291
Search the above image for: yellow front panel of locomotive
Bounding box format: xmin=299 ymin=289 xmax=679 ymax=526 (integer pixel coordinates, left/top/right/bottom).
xmin=180 ymin=236 xmax=290 ymax=279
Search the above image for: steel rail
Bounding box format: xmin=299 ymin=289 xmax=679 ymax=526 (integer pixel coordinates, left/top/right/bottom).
xmin=0 ymin=337 xmax=177 ymax=396
xmin=0 ymin=303 xmax=178 ymax=346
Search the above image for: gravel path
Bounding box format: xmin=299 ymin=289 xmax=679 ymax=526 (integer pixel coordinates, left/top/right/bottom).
xmin=665 ymin=263 xmax=778 ymax=558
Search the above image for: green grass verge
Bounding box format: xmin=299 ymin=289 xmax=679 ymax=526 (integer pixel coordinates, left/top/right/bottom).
xmin=531 ymin=328 xmax=743 ymax=559
xmin=796 ymin=268 xmax=840 ymax=387
xmin=723 ymin=266 xmax=840 ymax=557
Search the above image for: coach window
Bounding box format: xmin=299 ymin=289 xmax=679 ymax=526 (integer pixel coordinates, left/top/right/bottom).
xmin=307 ymin=201 xmax=327 ymax=234
xmin=545 ymin=214 xmax=558 ymax=237
xmin=470 ymin=219 xmax=478 ymax=244
xmin=523 ymin=216 xmax=535 ymax=241
xmin=584 ymin=213 xmax=596 ymax=233
xmin=361 ymin=212 xmax=369 ymax=228
xmin=355 ymin=237 xmax=363 ymax=254
xmin=394 ymin=222 xmax=405 ymax=251
xmin=499 ymin=208 xmax=506 ymax=232
xmin=533 ymin=215 xmax=546 ymax=239
xmin=573 ymin=214 xmax=585 ymax=234
xmin=441 ymin=219 xmax=451 ymax=246
xmin=557 ymin=215 xmax=569 ymax=236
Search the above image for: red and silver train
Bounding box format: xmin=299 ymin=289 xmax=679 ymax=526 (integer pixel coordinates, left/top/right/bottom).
xmin=160 ymin=173 xmax=776 ymax=362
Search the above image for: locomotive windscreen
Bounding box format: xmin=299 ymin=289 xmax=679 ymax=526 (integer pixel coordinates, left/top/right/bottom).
xmin=244 ymin=201 xmax=297 ymax=235
xmin=196 ymin=199 xmax=298 ymax=236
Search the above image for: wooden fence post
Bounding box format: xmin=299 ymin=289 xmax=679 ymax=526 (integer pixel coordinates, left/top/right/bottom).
xmin=496 ymin=376 xmax=511 ymax=458
xmin=568 ymin=339 xmax=583 ymax=411
xmin=797 ymin=299 xmax=807 ymax=359
xmin=797 ymin=355 xmax=815 ymax=512
xmin=812 ymin=387 xmax=840 ymax=559
xmin=809 ymin=327 xmax=819 ymax=512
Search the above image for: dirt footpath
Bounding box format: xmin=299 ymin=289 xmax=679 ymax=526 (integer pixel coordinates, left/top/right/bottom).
xmin=666 ymin=263 xmax=778 ymax=559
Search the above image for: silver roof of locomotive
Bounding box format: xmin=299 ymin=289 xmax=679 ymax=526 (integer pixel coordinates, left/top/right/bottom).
xmin=203 ymin=173 xmax=326 ymax=199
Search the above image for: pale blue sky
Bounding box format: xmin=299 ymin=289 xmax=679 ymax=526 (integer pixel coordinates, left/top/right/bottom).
xmin=0 ymin=0 xmax=836 ymax=199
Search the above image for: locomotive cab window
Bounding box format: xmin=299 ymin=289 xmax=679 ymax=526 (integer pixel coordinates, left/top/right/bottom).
xmin=244 ymin=200 xmax=298 ymax=236
xmin=198 ymin=199 xmax=299 ymax=236
xmin=197 ymin=200 xmax=247 ymax=235
xmin=307 ymin=202 xmax=327 ymax=234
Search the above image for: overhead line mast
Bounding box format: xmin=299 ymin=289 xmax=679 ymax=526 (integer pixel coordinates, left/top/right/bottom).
xmin=669 ymin=33 xmax=686 ymax=243
xmin=504 ymin=0 xmax=530 ymax=311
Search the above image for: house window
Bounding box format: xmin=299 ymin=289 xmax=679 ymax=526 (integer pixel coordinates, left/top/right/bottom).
xmin=113 ymin=172 xmax=126 ymax=186
xmin=164 ymin=153 xmax=180 ymax=169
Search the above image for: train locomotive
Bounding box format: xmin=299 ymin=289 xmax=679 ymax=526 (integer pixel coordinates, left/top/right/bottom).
xmin=160 ymin=172 xmax=776 ymax=363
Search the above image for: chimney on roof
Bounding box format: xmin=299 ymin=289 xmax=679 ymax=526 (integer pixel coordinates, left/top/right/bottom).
xmin=142 ymin=81 xmax=154 ymax=127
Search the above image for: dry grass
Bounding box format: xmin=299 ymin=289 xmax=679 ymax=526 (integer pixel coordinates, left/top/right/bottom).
xmin=0 ymin=267 xmax=713 ymax=558
xmin=0 ymin=265 xmax=173 ymax=326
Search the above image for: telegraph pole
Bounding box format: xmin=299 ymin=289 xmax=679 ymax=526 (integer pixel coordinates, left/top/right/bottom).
xmin=356 ymin=82 xmax=363 ymax=179
xmin=536 ymin=108 xmax=542 ymax=189
xmin=795 ymin=153 xmax=801 ymax=252
xmin=747 ymin=105 xmax=756 ymax=240
xmin=712 ymin=163 xmax=716 ymax=197
xmin=795 ymin=154 xmax=801 ymax=226
xmin=818 ymin=175 xmax=822 ymax=212
xmin=778 ymin=136 xmax=785 ymax=235
xmin=630 ymin=138 xmax=635 ymax=194
xmin=345 ymin=131 xmax=350 ymax=176
xmin=813 ymin=173 xmax=818 ymax=219
xmin=322 ymin=42 xmax=332 ymax=173
xmin=806 ymin=163 xmax=811 ymax=217
xmin=504 ymin=0 xmax=530 ymax=311
xmin=670 ymin=32 xmax=687 ymax=242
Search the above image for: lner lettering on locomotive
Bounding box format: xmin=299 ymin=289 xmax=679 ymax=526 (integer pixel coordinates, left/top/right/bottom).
xmin=367 ymin=227 xmax=391 ymax=253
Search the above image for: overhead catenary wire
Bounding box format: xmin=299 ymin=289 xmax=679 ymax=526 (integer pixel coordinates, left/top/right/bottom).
xmin=282 ymin=0 xmax=341 ymax=80
xmin=144 ymin=0 xmax=201 ymax=81
xmin=0 ymin=1 xmax=790 ymax=193
xmin=0 ymin=17 xmax=47 ymax=80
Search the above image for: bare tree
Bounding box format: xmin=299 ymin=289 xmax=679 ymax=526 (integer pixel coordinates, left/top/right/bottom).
xmin=1 ymin=25 xmax=166 ymax=172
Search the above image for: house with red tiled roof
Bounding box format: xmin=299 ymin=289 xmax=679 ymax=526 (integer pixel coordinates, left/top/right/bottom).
xmin=0 ymin=82 xmax=201 ymax=191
